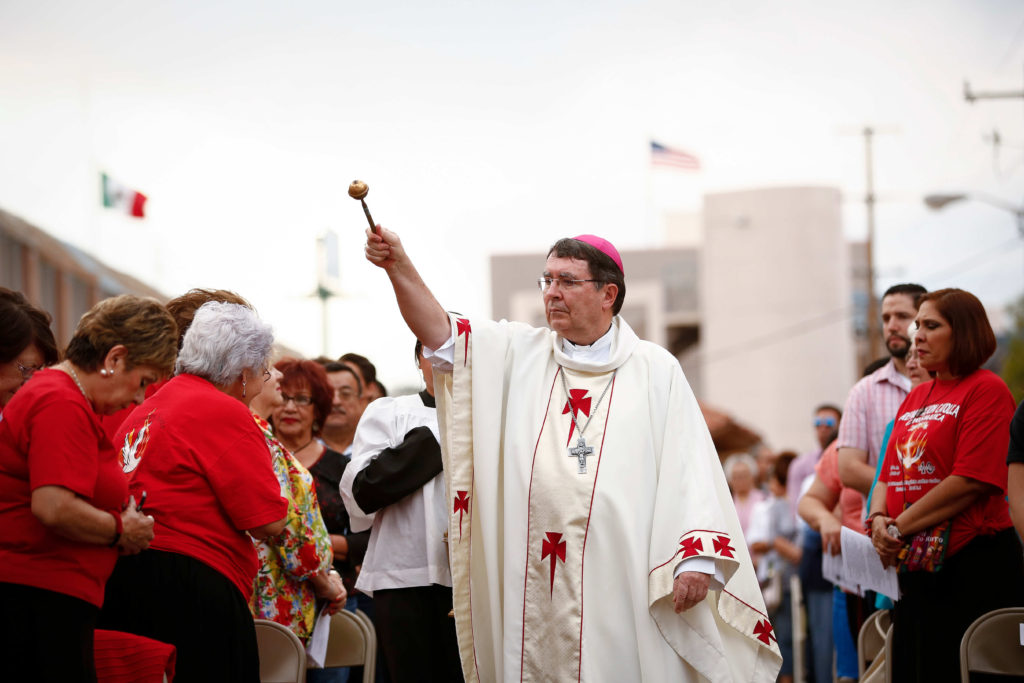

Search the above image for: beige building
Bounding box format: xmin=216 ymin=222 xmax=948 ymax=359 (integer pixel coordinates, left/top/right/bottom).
xmin=0 ymin=208 xmax=166 ymax=347
xmin=700 ymin=187 xmax=857 ymax=453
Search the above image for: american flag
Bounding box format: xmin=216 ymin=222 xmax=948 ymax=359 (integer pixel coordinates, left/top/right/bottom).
xmin=650 ymin=141 xmax=700 ymax=171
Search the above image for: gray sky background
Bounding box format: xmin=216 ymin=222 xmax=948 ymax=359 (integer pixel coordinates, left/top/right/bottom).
xmin=2 ymin=0 xmax=1023 ymax=391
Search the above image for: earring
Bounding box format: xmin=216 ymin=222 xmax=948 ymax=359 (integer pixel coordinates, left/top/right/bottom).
xmin=242 ymin=377 xmax=247 ymax=398
xmin=100 ymin=369 xmax=109 ymax=377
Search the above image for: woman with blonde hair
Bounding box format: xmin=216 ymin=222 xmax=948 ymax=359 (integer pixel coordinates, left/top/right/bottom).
xmin=0 ymin=294 xmax=177 ymax=682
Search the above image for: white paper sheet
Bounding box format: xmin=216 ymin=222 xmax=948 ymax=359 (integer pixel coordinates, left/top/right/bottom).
xmin=306 ymin=608 xmax=331 ymax=668
xmin=839 ymin=526 xmax=900 ymax=601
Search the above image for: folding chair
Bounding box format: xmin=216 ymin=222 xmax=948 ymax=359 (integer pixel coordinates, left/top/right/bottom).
xmin=308 ymin=609 xmax=375 ymax=683
xmin=353 ymin=609 xmax=378 ymax=683
xmin=254 ymin=619 xmax=306 ymax=683
xmin=857 ymin=609 xmax=891 ymax=679
xmin=960 ymin=607 xmax=1024 ymax=681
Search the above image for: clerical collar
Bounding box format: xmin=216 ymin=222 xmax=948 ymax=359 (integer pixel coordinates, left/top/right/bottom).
xmin=560 ymin=325 xmax=614 ymax=363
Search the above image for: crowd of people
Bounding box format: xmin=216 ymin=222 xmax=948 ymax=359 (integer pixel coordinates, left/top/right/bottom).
xmin=0 ymin=229 xmax=1022 ymax=683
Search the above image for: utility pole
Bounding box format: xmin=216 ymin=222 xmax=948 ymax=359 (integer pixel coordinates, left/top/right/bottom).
xmin=843 ymin=125 xmax=896 ymax=361
xmin=315 ymin=230 xmax=341 ymax=357
xmin=863 ymin=127 xmax=879 ymax=361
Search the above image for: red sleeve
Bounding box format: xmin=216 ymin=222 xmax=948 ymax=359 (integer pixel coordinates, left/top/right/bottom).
xmin=950 ymin=376 xmax=1015 ymax=492
xmin=205 ymin=423 xmax=286 ymax=531
xmin=814 ymin=445 xmax=841 ymax=495
xmin=28 ymin=397 xmax=104 ymax=498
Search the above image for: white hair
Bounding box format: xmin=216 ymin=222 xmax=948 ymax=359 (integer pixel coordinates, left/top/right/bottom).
xmin=175 ymin=301 xmax=273 ymax=386
xmin=723 ymin=453 xmax=758 ymax=482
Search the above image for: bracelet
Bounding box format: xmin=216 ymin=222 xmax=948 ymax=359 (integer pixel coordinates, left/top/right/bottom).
xmin=107 ymin=510 xmax=123 ymax=547
xmin=863 ymin=511 xmax=886 ymax=530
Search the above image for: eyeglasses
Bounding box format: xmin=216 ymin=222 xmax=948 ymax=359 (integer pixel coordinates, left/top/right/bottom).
xmin=16 ymin=361 xmax=42 ymax=381
xmin=281 ymin=393 xmax=313 ymax=407
xmin=536 ymin=276 xmax=605 ymax=292
xmin=262 ymin=367 xmax=271 ymax=382
xmin=814 ymin=417 xmax=837 ymax=428
xmin=335 ymin=387 xmax=359 ymax=400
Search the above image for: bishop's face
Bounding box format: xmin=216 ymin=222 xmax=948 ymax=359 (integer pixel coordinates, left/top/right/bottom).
xmin=542 ymin=255 xmax=616 ymax=346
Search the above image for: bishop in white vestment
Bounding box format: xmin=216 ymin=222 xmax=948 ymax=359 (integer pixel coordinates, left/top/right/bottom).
xmin=365 ymin=228 xmax=782 ymax=682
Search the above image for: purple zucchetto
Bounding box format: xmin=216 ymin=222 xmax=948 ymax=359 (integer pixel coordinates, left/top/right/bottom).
xmin=572 ymin=234 xmax=623 ymax=275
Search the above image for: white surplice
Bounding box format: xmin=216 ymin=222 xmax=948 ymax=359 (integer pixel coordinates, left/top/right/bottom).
xmin=434 ymin=315 xmax=782 ymax=682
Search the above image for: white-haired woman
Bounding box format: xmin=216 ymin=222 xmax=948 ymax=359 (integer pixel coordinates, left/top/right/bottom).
xmin=99 ymin=301 xmax=287 ymax=682
xmin=724 ymin=452 xmax=765 ymax=540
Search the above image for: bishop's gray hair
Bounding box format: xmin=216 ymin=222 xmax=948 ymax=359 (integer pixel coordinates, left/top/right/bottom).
xmin=176 ymin=301 xmax=274 ymax=386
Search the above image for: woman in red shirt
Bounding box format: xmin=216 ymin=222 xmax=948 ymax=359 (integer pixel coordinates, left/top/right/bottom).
xmin=100 ymin=301 xmax=288 ymax=682
xmin=868 ymin=288 xmax=1024 ymax=682
xmin=0 ymin=295 xmax=177 ymax=682
xmin=0 ymin=287 xmax=59 ymax=408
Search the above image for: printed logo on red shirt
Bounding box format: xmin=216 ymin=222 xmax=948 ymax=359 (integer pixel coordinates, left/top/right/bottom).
xmin=120 ymin=412 xmax=154 ymax=473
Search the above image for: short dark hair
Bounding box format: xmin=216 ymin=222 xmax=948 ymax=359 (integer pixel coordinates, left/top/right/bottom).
xmin=918 ymin=288 xmax=996 ymax=377
xmin=414 ymin=339 xmax=423 ymax=365
xmin=882 ymin=283 xmax=927 ymax=307
xmin=862 ymin=357 xmax=890 ymax=377
xmin=814 ymin=403 xmax=842 ymax=421
xmin=339 ymin=352 xmax=377 ymax=386
xmin=0 ymin=288 xmax=58 ymax=366
xmin=274 ymin=357 xmax=334 ymax=433
xmin=773 ymin=451 xmax=797 ymax=486
xmin=547 ymin=238 xmax=626 ymax=316
xmin=372 ymin=379 xmax=388 ymax=397
xmin=324 ymin=362 xmax=363 ymax=396
xmin=166 ymin=288 xmax=251 ymax=351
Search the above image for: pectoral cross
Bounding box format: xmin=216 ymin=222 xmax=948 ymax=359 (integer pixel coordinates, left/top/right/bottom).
xmin=568 ymin=437 xmax=594 ymax=474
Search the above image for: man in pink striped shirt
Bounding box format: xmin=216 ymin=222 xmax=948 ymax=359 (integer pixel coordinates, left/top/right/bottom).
xmin=837 ymin=283 xmax=927 ymax=497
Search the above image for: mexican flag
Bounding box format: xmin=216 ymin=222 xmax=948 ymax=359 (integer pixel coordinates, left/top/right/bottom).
xmin=101 ymin=173 xmax=147 ymax=218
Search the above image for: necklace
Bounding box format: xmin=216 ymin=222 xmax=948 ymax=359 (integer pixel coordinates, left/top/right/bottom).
xmin=911 ymin=376 xmax=963 ymax=420
xmin=64 ymin=362 xmax=90 ymax=401
xmin=559 ymin=366 xmax=616 ymax=474
xmin=289 ymin=437 xmax=316 ymax=455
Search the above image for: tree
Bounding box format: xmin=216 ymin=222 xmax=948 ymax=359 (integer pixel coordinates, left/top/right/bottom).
xmin=1000 ymin=294 xmax=1024 ymax=404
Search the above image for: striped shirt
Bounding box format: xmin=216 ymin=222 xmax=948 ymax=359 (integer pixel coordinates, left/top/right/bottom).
xmin=836 ymin=359 xmax=911 ymax=468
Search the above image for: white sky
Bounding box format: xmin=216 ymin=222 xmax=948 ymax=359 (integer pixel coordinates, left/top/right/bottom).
xmin=1 ymin=0 xmax=1023 ymax=392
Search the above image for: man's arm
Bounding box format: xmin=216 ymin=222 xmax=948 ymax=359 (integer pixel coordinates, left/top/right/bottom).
xmin=1009 ymin=463 xmax=1024 ymax=540
xmin=364 ymin=226 xmax=451 ymax=350
xmin=837 ymin=446 xmax=876 ymax=496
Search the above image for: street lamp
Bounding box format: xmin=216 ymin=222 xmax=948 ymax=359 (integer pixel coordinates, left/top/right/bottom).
xmin=923 ymin=192 xmax=1024 ymax=237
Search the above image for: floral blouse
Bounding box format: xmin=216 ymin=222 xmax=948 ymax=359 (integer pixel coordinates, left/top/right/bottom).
xmin=249 ymin=414 xmax=333 ymax=642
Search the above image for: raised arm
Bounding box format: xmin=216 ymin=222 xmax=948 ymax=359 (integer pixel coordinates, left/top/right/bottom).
xmin=364 ymin=226 xmax=451 ymax=350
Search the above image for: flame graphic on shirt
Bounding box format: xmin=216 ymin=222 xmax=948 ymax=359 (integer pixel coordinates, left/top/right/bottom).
xmin=121 ymin=413 xmax=153 ymax=473
xmin=896 ymin=421 xmax=929 ymax=472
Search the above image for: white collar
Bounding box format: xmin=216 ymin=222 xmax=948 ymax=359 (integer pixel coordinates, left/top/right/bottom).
xmin=560 ymin=325 xmax=615 ymax=363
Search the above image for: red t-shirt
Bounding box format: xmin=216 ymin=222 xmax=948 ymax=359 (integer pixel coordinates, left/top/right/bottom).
xmin=0 ymin=369 xmax=129 ymax=607
xmin=881 ymin=369 xmax=1014 ymax=556
xmin=99 ymin=379 xmax=168 ymax=443
xmin=113 ymin=373 xmax=286 ymax=598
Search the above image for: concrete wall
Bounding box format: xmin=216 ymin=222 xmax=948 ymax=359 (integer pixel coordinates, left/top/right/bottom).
xmin=700 ymin=187 xmax=856 ymax=453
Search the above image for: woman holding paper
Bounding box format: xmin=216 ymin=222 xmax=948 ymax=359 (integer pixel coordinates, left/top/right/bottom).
xmin=868 ymin=288 xmax=1024 ymax=682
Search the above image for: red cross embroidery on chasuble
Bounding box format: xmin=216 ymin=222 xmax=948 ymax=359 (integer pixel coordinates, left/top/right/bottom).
xmin=679 ymin=536 xmax=703 ymax=558
xmin=561 ymin=389 xmax=591 ymax=445
xmin=713 ymin=534 xmax=735 ymax=558
xmin=453 ymin=491 xmax=470 ymax=541
xmin=754 ymin=619 xmax=776 ymax=645
xmin=456 ymin=318 xmax=471 ymax=366
xmin=541 ymin=532 xmax=567 ymax=598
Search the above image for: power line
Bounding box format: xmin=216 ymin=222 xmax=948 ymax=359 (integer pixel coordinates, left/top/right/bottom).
xmin=697 ymin=236 xmax=1023 ymax=365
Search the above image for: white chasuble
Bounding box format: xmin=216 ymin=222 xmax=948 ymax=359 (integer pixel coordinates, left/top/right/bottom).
xmin=435 ymin=315 xmax=782 ymax=683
